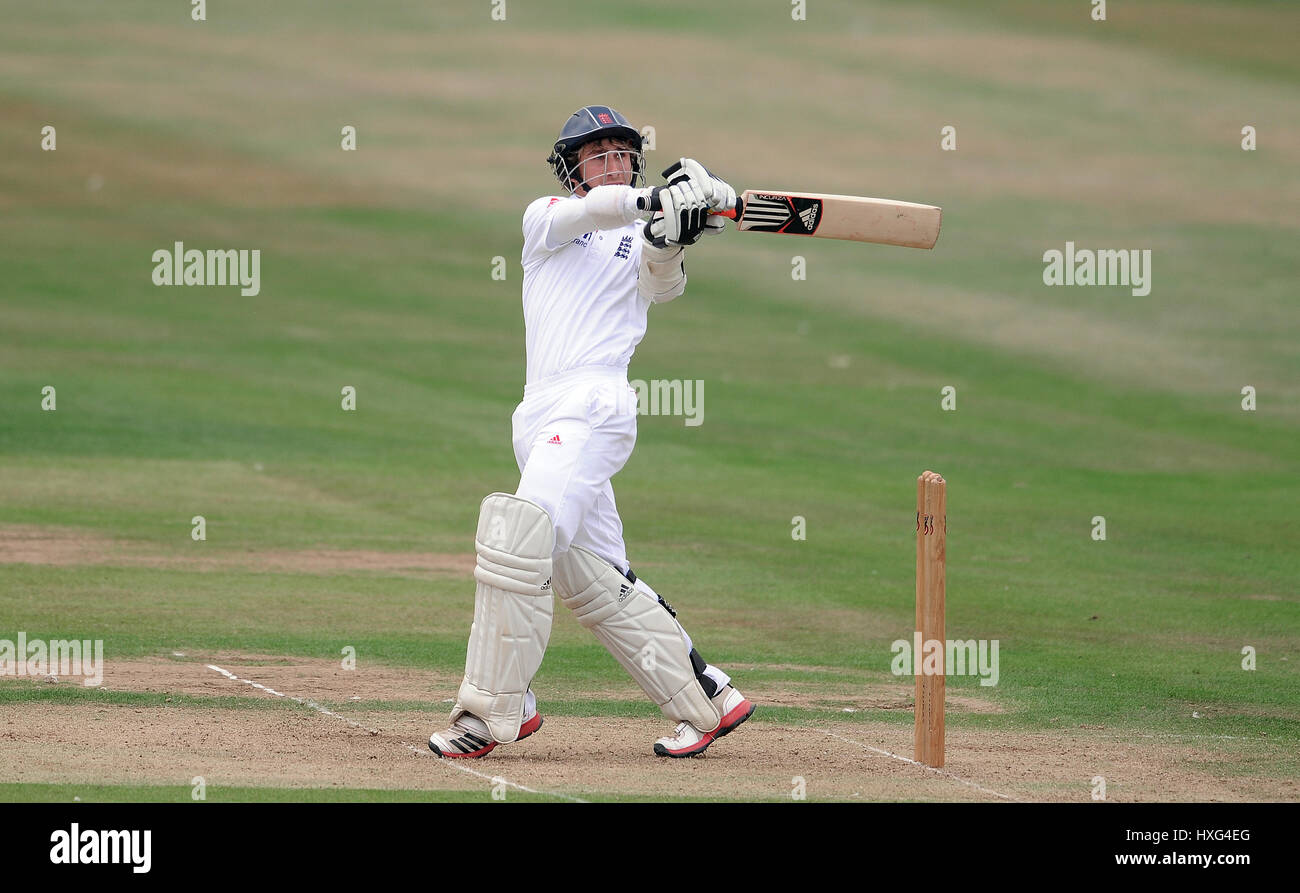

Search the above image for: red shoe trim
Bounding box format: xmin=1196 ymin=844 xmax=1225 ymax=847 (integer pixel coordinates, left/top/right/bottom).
xmin=433 ymin=712 xmax=543 ymax=759
xmin=433 ymin=739 xmax=496 ymax=759
xmin=661 ymin=735 xmax=714 ymax=757
xmin=716 ymin=698 xmax=755 ymax=735
xmin=658 ymin=699 xmax=755 ymax=756
xmin=517 ymin=712 xmax=543 ymax=740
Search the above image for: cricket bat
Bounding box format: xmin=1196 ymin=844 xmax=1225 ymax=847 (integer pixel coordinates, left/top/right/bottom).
xmin=717 ymin=190 xmax=942 ymax=249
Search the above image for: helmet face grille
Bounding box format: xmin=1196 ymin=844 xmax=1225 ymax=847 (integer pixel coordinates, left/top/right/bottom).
xmin=550 ymin=142 xmax=646 ymax=194
xmin=548 ymin=106 xmax=645 ymax=194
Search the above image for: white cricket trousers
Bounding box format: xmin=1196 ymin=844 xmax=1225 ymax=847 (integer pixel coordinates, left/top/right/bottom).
xmin=512 ymin=364 xmax=638 ymax=569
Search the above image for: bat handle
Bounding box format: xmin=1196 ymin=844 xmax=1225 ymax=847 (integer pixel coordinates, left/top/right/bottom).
xmin=639 ymin=189 xmax=743 ymax=220
xmin=636 ymin=188 xmax=663 ymax=213
xmin=720 ymin=194 xmax=743 ymax=220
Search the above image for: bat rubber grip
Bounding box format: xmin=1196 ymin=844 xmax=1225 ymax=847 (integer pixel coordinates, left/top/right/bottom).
xmin=638 ymin=188 xmax=664 ymax=213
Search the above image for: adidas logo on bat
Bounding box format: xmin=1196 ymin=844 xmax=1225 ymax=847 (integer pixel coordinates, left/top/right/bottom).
xmin=799 ymin=205 xmax=818 ymax=230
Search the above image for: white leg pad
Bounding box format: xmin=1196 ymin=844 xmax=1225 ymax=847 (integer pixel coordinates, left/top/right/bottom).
xmin=552 ymin=546 xmax=721 ymax=732
xmin=454 ymin=493 xmax=555 ymax=743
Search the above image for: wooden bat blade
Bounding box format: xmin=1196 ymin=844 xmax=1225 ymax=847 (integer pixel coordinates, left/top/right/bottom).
xmin=724 ymin=190 xmax=942 ymax=249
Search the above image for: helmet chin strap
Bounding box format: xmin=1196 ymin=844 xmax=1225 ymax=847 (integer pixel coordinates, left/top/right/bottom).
xmin=567 ymin=158 xmax=591 ymax=195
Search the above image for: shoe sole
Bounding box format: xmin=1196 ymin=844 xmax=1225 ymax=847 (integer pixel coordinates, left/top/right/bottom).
xmin=429 ymin=713 xmax=543 ymax=759
xmin=654 ymin=699 xmax=755 ymax=758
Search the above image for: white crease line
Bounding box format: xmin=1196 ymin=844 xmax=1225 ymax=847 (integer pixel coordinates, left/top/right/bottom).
xmin=816 ymin=729 xmax=1021 ymax=802
xmin=205 ymin=664 xmax=586 ymax=803
xmin=206 ymin=665 xmax=379 ymax=734
xmin=401 ymin=743 xmax=585 ymax=802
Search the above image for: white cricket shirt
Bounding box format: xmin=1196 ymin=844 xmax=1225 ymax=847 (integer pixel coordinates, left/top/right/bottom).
xmin=520 ymin=195 xmax=652 ymax=385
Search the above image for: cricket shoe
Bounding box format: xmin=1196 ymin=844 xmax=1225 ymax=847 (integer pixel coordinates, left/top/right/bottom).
xmin=653 ymin=685 xmax=754 ymax=758
xmin=428 ymin=710 xmax=543 ymax=759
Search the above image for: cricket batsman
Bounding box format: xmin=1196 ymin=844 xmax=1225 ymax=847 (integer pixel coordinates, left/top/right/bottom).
xmin=428 ymin=105 xmax=754 ymax=759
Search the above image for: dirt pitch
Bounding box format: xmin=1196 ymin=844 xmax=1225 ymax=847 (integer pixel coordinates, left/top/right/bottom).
xmin=4 ymin=654 xmax=1294 ymax=803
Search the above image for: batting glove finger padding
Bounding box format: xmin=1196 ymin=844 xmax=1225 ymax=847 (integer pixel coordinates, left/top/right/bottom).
xmin=664 ymin=158 xmax=737 ymax=212
xmin=659 ymin=182 xmax=709 ymax=246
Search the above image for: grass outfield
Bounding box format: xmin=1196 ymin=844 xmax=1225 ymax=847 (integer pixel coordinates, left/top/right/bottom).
xmin=0 ymin=0 xmax=1297 ymax=801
